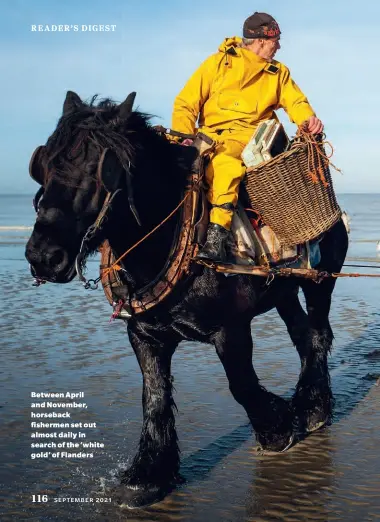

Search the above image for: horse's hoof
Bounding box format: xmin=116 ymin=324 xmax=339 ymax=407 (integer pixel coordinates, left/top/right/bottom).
xmin=305 ymin=415 xmax=329 ymax=433
xmin=256 ymin=431 xmax=295 ymax=453
xmin=114 ymin=484 xmax=171 ymax=509
xmin=306 ymin=420 xmax=326 ymax=433
xmin=280 ymin=433 xmax=295 ymax=452
xmin=301 ymin=402 xmax=332 ymax=434
xmin=293 ymin=383 xmax=333 ymax=435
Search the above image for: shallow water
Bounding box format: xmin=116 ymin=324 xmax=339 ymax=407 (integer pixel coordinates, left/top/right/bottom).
xmin=1 ymin=194 xmax=380 ymax=521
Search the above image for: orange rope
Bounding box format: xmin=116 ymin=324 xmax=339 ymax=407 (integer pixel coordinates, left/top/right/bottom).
xmin=100 ymin=190 xmax=193 ymax=279
xmin=296 ymin=128 xmax=343 ymax=186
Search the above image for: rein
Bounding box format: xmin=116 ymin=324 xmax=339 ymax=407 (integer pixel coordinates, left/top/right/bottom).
xmin=77 ymin=129 xmax=202 ymax=290
xmin=30 ymin=126 xmax=198 ymax=291
xmin=80 ymin=189 xmax=194 ymax=291
xmin=103 ymin=191 xmax=192 ymax=275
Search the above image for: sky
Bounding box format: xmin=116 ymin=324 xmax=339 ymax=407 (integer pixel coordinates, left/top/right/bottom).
xmin=1 ymin=0 xmax=379 ymax=194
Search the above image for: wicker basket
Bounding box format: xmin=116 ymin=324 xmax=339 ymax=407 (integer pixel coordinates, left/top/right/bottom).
xmin=243 ymin=137 xmax=341 ymax=247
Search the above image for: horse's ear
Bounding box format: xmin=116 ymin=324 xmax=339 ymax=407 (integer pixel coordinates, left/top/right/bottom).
xmin=29 ymin=145 xmax=45 ymax=185
xmin=63 ymin=91 xmax=83 ymax=115
xmin=98 ymin=149 xmax=124 ymax=193
xmin=118 ymin=92 xmax=136 ymax=120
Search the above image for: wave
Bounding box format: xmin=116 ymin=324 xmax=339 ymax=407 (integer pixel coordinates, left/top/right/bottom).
xmin=0 ymin=226 xmax=33 ymax=231
xmin=346 ymin=256 xmax=380 ymax=264
xmin=351 ymin=238 xmax=380 ymax=243
xmin=0 ymin=239 xmax=30 ymax=245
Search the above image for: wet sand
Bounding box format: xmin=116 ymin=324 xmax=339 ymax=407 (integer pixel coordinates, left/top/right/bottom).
xmin=123 ymin=384 xmax=380 ymax=522
xmin=1 ymin=259 xmax=380 ymax=521
xmin=2 ymin=192 xmax=380 ymax=521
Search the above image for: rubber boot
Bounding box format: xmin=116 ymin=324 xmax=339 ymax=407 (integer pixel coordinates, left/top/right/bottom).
xmin=196 ymin=223 xmax=230 ymax=264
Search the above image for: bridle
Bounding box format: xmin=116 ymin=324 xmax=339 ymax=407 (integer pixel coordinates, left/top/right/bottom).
xmin=30 ymin=144 xmax=141 ymax=288
xmin=33 ymin=186 xmax=45 ymax=212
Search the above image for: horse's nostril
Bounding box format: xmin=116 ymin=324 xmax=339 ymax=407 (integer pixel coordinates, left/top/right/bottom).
xmin=48 ymin=249 xmax=67 ymax=269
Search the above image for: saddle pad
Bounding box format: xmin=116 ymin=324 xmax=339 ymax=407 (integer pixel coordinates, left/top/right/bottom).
xmin=230 ymin=203 xmax=320 ymax=269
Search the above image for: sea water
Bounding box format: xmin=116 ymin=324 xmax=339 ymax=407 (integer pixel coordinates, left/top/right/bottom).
xmin=1 ymin=193 xmax=380 ymax=521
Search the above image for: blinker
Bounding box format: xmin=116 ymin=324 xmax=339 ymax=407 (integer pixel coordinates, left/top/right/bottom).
xmin=29 ymin=145 xmax=45 ymax=185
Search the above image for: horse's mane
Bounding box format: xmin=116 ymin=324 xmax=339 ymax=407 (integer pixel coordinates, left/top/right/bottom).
xmin=43 ymin=95 xmax=156 ymax=184
xmin=41 ymin=94 xmax=194 ymax=193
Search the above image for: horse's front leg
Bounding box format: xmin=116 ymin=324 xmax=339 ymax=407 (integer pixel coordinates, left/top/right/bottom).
xmin=214 ymin=323 xmax=294 ymax=452
xmin=116 ymin=321 xmax=180 ymax=508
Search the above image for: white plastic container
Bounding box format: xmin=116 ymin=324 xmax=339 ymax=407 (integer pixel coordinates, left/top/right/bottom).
xmin=241 ymin=120 xmax=275 ymax=168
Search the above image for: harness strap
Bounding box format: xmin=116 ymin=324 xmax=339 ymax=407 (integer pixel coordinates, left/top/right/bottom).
xmin=153 ymin=125 xmax=195 ymax=140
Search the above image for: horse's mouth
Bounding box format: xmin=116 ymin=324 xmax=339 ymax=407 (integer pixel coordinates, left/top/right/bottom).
xmin=29 ymin=260 xmax=77 ymax=284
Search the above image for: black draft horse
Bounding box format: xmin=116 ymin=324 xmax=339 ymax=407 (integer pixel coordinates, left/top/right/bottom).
xmin=25 ymin=91 xmax=348 ymax=508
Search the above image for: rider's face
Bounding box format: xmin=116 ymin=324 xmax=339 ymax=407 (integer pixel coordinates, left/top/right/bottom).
xmin=257 ymin=37 xmax=281 ymax=61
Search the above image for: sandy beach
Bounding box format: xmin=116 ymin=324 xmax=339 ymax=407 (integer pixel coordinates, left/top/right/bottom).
xmin=1 ymin=194 xmax=380 ymax=521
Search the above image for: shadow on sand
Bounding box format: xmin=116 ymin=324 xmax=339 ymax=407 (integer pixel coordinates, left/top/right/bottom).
xmin=179 ymin=317 xmax=380 ymax=486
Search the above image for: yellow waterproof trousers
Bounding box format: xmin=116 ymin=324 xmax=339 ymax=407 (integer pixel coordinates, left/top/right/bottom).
xmin=204 ymin=129 xmax=252 ymax=230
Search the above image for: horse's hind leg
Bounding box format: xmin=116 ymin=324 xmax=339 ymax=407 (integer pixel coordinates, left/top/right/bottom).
xmin=116 ymin=321 xmax=180 ymax=508
xmin=278 ymin=221 xmax=348 ymax=434
xmin=214 ymin=323 xmax=294 ymax=452
xmin=278 ymin=282 xmax=336 ymax=433
xmin=276 ymin=290 xmax=331 ymax=432
xmin=276 ymin=290 xmax=310 ymax=369
xmin=294 ymin=278 xmax=336 ymax=433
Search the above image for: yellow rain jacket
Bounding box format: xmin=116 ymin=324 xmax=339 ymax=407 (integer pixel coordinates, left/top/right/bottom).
xmin=172 ymin=37 xmax=316 ymax=228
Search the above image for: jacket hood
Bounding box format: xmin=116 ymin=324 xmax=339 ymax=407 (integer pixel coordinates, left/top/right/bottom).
xmin=218 ymin=37 xmax=243 ymax=54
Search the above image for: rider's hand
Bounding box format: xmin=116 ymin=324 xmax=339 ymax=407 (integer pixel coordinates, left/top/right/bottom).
xmin=305 ymin=116 xmax=324 ymax=135
xmin=181 ymin=138 xmax=194 ymax=146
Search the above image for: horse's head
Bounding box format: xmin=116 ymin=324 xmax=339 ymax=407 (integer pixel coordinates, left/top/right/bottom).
xmin=25 ymin=90 xmax=140 ymax=283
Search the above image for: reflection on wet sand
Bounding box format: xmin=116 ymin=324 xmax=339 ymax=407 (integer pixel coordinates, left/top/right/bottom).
xmin=246 ymin=430 xmax=335 ymax=522
xmin=109 ymin=389 xmax=380 ymax=522
xmin=1 ymin=263 xmax=380 ymax=520
xmin=93 ymin=393 xmax=379 ymax=522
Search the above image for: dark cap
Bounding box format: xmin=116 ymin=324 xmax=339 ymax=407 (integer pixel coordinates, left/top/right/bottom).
xmin=243 ymin=12 xmax=281 ymax=39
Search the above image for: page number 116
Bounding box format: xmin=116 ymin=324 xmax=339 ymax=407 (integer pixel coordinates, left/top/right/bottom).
xmin=32 ymin=495 xmax=48 ymax=502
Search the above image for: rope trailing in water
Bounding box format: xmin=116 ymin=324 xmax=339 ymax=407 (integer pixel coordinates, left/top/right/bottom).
xmin=331 ymin=272 xmax=380 ymax=279
xmin=198 ymin=261 xmax=380 ymax=282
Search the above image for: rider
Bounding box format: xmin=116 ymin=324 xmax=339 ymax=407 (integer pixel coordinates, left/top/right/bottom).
xmin=172 ymin=12 xmax=324 ymax=263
